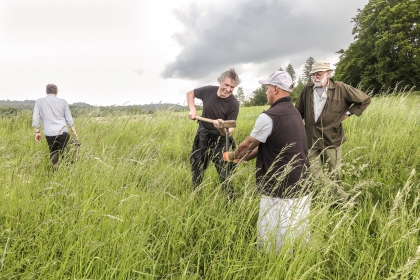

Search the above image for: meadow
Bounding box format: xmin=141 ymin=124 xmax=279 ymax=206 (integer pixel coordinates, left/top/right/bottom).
xmin=0 ymin=93 xmax=419 ymax=279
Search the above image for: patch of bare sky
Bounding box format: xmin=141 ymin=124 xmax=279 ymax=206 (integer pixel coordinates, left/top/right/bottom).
xmin=162 ymin=0 xmax=368 ymax=81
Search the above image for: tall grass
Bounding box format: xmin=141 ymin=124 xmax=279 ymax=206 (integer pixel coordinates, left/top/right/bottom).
xmin=0 ymin=93 xmax=419 ymax=279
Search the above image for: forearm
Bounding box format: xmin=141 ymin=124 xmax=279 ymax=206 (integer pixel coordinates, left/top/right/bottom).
xmin=63 ymin=103 xmax=75 ymax=127
xmin=242 ymin=148 xmax=258 ymax=161
xmin=225 ymin=135 xmax=260 ymax=162
xmin=225 ymin=146 xmax=258 ymax=163
xmin=345 ymin=86 xmax=371 ymax=116
xmin=349 ymin=96 xmax=371 ymax=116
xmin=70 ymin=126 xmax=78 ymax=140
xmin=186 ymin=91 xmax=196 ymax=112
xmin=235 ymin=140 xmax=256 ymax=159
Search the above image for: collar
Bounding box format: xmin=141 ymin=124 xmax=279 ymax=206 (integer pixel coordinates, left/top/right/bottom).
xmin=270 ymin=96 xmax=291 ymax=107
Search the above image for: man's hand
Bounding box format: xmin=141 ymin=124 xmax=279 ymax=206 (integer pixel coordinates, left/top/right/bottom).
xmin=214 ymin=119 xmax=230 ymax=136
xmin=213 ymin=119 xmax=223 ymax=128
xmin=188 ymin=111 xmax=196 ymax=120
xmin=35 ymin=133 xmax=41 ymax=142
xmin=223 ymin=152 xmax=241 ymax=163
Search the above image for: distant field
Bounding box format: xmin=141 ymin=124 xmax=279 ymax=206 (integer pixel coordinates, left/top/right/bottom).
xmin=0 ymin=93 xmax=419 ymax=279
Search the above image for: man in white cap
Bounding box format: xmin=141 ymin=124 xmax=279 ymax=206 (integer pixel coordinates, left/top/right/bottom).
xmin=295 ymin=61 xmax=371 ymax=203
xmin=223 ymin=71 xmax=311 ymax=253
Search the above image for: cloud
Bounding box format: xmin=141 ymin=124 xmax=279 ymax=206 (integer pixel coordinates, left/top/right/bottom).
xmin=162 ymin=0 xmax=368 ymax=80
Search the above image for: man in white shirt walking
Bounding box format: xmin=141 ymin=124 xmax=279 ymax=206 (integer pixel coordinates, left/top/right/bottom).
xmin=32 ymin=84 xmax=78 ymax=168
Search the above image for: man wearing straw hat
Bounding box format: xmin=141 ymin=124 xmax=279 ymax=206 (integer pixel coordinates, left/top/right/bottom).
xmin=295 ymin=61 xmax=371 ymax=203
xmin=223 ymin=71 xmax=311 ymax=253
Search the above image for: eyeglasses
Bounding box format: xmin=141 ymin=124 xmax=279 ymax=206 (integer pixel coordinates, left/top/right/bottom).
xmin=311 ymin=72 xmax=327 ymax=78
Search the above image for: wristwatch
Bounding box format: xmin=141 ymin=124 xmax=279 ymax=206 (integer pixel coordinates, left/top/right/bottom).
xmin=345 ymin=111 xmax=352 ymax=117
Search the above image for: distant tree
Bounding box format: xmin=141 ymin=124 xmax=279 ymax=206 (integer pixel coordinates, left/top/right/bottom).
xmin=0 ymin=107 xmax=18 ymax=117
xmin=302 ymin=57 xmax=316 ymax=84
xmin=70 ymin=102 xmax=92 ymax=108
xmin=334 ymin=0 xmax=420 ymax=93
xmin=285 ymin=63 xmax=296 ymax=83
xmin=291 ymin=77 xmax=304 ymax=103
xmin=278 ymin=67 xmax=284 ymax=71
xmin=248 ymin=85 xmax=268 ymax=106
xmin=234 ymin=87 xmax=245 ymax=106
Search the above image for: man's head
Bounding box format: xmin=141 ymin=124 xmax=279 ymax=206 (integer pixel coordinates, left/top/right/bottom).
xmin=46 ymin=84 xmax=58 ymax=94
xmin=217 ymin=68 xmax=240 ymax=98
xmin=259 ymin=71 xmax=294 ymax=105
xmin=310 ymin=61 xmax=333 ymax=88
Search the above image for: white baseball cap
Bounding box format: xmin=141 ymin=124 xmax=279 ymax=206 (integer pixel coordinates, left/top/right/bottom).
xmin=259 ymin=71 xmax=293 ymax=93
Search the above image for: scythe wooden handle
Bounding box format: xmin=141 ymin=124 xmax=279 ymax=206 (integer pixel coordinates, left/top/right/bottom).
xmin=194 ymin=116 xmax=236 ymax=128
xmin=194 ymin=116 xmax=215 ymax=124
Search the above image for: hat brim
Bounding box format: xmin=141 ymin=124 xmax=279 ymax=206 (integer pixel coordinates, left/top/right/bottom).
xmin=309 ymin=68 xmax=333 ymax=74
xmin=258 ymin=79 xmax=270 ymax=85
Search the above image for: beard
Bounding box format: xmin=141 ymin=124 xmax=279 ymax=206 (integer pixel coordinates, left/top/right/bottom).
xmin=313 ymin=75 xmax=328 ymax=87
xmin=313 ymin=80 xmax=322 ymax=87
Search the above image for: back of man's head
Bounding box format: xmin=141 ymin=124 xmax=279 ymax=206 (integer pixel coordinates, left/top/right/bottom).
xmin=259 ymin=71 xmax=294 ymax=93
xmin=46 ymin=84 xmax=58 ymax=94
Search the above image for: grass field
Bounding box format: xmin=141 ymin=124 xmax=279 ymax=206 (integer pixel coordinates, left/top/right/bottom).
xmin=0 ymin=93 xmax=419 ymax=279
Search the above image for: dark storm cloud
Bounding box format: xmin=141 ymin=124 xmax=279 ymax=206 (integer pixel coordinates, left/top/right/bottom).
xmin=162 ymin=0 xmax=368 ymax=80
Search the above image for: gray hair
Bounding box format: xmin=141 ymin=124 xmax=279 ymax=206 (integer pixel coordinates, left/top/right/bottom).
xmin=326 ymin=70 xmax=333 ymax=78
xmin=46 ymin=84 xmax=58 ymax=94
xmin=217 ymin=68 xmax=241 ymax=85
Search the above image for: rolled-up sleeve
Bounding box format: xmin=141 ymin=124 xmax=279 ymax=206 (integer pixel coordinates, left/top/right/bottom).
xmin=32 ymin=102 xmax=41 ymax=128
xmin=64 ymin=103 xmax=74 ymax=127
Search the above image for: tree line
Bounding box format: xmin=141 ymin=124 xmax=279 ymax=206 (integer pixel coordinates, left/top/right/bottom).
xmin=0 ymin=100 xmax=189 ymax=117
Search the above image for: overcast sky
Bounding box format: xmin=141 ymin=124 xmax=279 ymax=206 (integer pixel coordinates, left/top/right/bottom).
xmin=0 ymin=0 xmax=369 ymax=106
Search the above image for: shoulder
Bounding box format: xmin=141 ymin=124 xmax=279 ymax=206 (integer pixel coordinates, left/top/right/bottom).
xmin=331 ymin=79 xmax=364 ymax=93
xmin=54 ymin=97 xmax=68 ymax=104
xmin=301 ymin=83 xmax=314 ymax=93
xmin=259 ymin=112 xmax=272 ymax=122
xmin=252 ymin=113 xmax=273 ymax=132
xmin=194 ymin=85 xmax=217 ymax=92
xmin=329 ymin=79 xmax=343 ymax=88
xmin=35 ymin=96 xmax=47 ymax=104
xmin=330 ymin=79 xmax=352 ymax=89
xmin=194 ymin=85 xmax=217 ymax=99
xmin=36 ymin=96 xmax=47 ymax=101
xmin=227 ymin=94 xmax=239 ymax=105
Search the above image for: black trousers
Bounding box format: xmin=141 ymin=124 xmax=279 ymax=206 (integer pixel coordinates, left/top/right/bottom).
xmin=45 ymin=133 xmax=70 ymax=165
xmin=190 ymin=123 xmax=236 ymax=196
